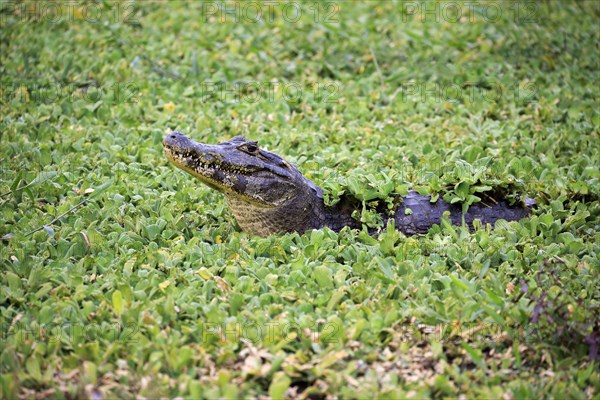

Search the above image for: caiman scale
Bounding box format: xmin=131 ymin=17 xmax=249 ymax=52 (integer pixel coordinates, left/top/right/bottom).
xmin=163 ymin=132 xmax=533 ymax=237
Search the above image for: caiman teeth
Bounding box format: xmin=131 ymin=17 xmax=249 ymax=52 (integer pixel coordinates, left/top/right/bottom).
xmin=172 ymin=149 xmax=253 ymax=175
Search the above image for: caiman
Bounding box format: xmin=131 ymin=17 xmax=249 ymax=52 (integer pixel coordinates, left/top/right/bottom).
xmin=163 ymin=132 xmax=534 ymax=237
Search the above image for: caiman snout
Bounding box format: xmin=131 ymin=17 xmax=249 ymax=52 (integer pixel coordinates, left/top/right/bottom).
xmin=163 ymin=131 xmax=192 ymax=150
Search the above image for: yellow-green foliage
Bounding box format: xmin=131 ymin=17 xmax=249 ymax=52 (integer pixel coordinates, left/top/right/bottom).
xmin=1 ymin=1 xmax=598 ymax=398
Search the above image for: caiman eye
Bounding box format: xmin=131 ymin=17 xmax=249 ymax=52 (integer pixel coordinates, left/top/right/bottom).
xmin=239 ymin=142 xmax=260 ymax=155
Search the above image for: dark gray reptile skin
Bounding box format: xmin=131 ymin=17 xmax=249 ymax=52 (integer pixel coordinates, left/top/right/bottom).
xmin=392 ymin=191 xmax=532 ymax=235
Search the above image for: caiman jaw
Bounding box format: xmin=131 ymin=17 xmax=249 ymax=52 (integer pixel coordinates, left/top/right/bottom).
xmin=164 ymin=146 xmax=255 ymax=188
xmin=163 ymin=136 xmax=259 ymax=202
xmin=163 ymin=146 xmax=220 ymax=189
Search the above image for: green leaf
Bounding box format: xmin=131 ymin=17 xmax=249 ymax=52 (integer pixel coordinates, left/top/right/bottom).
xmin=314 ymin=265 xmax=333 ymax=288
xmin=482 ymin=304 xmax=505 ymax=325
xmin=268 ymin=372 xmax=291 ymax=400
xmin=189 ymin=381 xmax=202 ymax=399
xmin=144 ymin=224 xmax=163 ymax=240
xmin=538 ymin=214 xmax=555 ymax=227
xmin=5 ymin=272 xmax=21 ymax=291
xmin=455 ymin=181 xmax=470 ymax=198
xmin=449 ymin=274 xmax=471 ymax=293
xmin=473 ymin=185 xmax=492 ymax=193
xmin=112 ymin=290 xmax=124 ymax=316
xmin=461 ymin=343 xmax=485 ymax=369
xmin=86 ymin=100 xmax=103 ymax=113
xmin=25 ymin=357 xmax=42 ymax=382
xmin=375 ymin=256 xmax=395 ymax=283
xmin=28 ymin=171 xmax=58 ymax=187
xmin=43 ymin=225 xmax=54 ymax=238
xmin=327 ymin=288 xmax=346 ymax=310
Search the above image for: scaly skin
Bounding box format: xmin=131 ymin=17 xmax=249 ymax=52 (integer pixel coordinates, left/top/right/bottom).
xmin=163 ymin=132 xmax=533 ymax=237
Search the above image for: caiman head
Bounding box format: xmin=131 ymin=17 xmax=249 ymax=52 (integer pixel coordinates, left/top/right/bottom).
xmin=163 ymin=131 xmax=327 ymax=236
